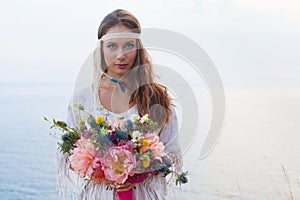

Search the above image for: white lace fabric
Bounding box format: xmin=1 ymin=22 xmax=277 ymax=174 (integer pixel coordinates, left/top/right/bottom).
xmin=99 ymin=32 xmax=141 ymax=41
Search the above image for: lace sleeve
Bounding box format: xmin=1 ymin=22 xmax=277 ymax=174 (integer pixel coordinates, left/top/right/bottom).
xmin=159 ymin=106 xmax=183 ymax=181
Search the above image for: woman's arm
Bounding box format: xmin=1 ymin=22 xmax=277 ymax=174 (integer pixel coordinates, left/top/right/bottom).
xmin=160 ymin=106 xmax=183 ymax=173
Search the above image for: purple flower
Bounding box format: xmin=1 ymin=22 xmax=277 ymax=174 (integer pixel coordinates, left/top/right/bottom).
xmin=82 ymin=131 xmax=91 ymax=138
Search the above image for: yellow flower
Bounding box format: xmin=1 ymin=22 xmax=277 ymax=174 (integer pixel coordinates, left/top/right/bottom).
xmin=142 ymin=139 xmax=150 ymax=147
xmin=78 ymin=119 xmax=85 ymax=126
xmin=96 ymin=116 xmax=104 ymax=124
xmin=142 ymin=160 xmax=150 ymax=168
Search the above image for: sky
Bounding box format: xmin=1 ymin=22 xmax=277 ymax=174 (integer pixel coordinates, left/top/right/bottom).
xmin=0 ymin=0 xmax=300 ymax=86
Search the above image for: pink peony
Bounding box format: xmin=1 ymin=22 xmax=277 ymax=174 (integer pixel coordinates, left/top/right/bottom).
xmin=69 ymin=138 xmax=101 ymax=178
xmin=101 ymin=143 xmax=136 ymax=184
xmin=141 ymin=133 xmax=166 ymax=161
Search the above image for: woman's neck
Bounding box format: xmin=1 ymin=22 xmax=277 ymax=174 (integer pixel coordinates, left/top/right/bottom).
xmin=106 ymin=70 xmax=122 ymax=80
xmin=101 ymin=72 xmax=127 ymax=93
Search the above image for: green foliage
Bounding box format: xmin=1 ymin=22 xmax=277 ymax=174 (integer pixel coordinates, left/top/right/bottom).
xmin=175 ymin=171 xmax=189 ymax=186
xmin=149 ymin=121 xmax=159 ymax=131
xmin=59 ymin=132 xmax=80 ymax=154
xmin=44 ymin=117 xmax=80 ymax=155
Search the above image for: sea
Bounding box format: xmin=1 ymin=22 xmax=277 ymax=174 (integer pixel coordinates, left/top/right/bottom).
xmin=0 ymin=83 xmax=300 ymax=200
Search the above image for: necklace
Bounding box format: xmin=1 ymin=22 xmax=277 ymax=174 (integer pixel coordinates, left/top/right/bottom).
xmin=102 ymin=72 xmax=126 ymax=93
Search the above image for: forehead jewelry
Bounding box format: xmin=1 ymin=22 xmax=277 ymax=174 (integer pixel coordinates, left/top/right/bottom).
xmin=99 ymin=32 xmax=141 ymax=42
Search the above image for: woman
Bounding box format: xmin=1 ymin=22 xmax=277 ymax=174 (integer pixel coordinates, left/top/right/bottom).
xmin=59 ymin=9 xmax=182 ymax=200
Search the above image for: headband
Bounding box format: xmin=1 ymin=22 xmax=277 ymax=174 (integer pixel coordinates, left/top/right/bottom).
xmin=99 ymin=32 xmax=141 ymax=41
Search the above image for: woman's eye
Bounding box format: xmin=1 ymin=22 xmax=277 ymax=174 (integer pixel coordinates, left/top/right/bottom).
xmin=107 ymin=44 xmax=117 ymax=50
xmin=125 ymin=43 xmax=134 ymax=49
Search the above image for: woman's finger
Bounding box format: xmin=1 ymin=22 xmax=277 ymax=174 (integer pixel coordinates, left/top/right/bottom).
xmin=116 ymin=185 xmax=134 ymax=192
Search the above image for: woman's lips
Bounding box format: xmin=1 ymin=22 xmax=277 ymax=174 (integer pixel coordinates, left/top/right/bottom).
xmin=115 ymin=64 xmax=128 ymax=69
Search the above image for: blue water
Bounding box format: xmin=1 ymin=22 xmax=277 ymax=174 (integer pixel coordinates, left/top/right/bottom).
xmin=0 ymin=83 xmax=72 ymax=200
xmin=1 ymin=84 xmax=300 ymax=199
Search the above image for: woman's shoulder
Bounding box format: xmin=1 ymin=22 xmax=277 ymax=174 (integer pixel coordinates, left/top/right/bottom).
xmin=72 ymin=85 xmax=93 ymax=98
xmin=71 ymin=85 xmax=94 ymax=107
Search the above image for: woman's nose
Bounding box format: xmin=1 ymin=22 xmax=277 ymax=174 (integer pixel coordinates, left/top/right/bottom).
xmin=116 ymin=49 xmax=126 ymax=60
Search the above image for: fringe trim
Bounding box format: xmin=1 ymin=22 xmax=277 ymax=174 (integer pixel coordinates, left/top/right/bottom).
xmin=78 ymin=181 xmax=116 ymax=200
xmin=56 ymin=150 xmax=81 ymax=200
xmin=57 ymin=187 xmax=78 ymax=200
xmin=165 ymin=150 xmax=184 ymax=195
xmin=142 ymin=175 xmax=168 ymax=197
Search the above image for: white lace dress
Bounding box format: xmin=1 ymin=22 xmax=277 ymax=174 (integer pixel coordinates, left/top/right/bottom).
xmin=57 ymin=85 xmax=182 ymax=200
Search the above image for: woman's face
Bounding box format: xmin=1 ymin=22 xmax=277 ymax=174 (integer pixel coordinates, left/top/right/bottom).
xmin=103 ymin=24 xmax=137 ymax=79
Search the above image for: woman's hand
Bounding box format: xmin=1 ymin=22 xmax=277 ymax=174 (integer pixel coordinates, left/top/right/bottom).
xmin=114 ymin=182 xmax=135 ymax=192
xmin=103 ymin=180 xmax=135 ymax=192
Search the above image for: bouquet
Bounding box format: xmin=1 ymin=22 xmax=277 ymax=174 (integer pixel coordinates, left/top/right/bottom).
xmin=45 ymin=104 xmax=188 ymax=200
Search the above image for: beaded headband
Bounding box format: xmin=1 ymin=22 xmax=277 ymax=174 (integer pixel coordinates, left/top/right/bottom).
xmin=99 ymin=32 xmax=141 ymax=41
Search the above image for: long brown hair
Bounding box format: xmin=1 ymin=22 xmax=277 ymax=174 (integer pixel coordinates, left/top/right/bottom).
xmin=97 ymin=9 xmax=172 ymax=124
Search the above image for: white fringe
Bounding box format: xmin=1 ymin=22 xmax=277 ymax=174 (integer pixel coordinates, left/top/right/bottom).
xmin=56 ymin=150 xmax=80 ymax=200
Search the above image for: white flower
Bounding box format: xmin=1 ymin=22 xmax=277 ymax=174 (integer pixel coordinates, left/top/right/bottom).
xmin=140 ymin=114 xmax=150 ymax=124
xmin=131 ymin=131 xmax=142 ymax=143
xmin=131 ymin=114 xmax=140 ymax=123
xmin=132 ymin=130 xmax=142 ymax=138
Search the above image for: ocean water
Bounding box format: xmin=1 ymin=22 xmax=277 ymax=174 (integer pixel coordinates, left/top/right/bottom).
xmin=1 ymin=84 xmax=300 ymax=200
xmin=0 ymin=83 xmax=72 ymax=200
